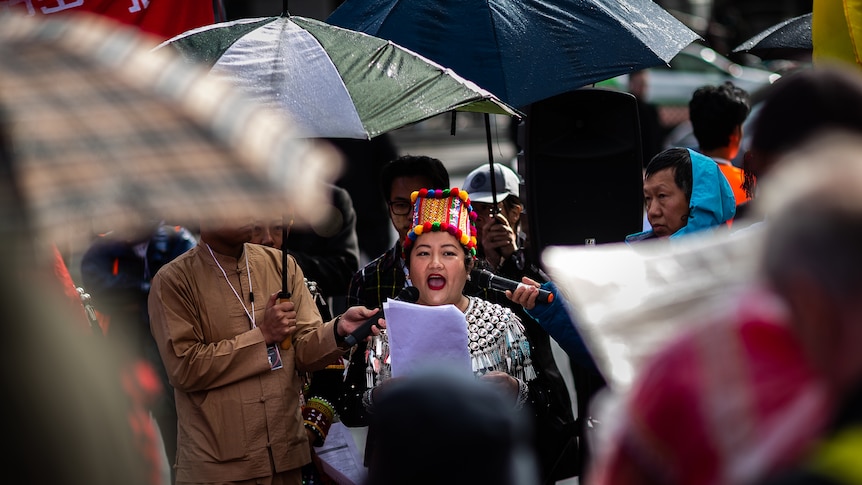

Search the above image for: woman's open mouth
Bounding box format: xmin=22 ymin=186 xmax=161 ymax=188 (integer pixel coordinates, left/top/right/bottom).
xmin=427 ymin=274 xmax=446 ymax=290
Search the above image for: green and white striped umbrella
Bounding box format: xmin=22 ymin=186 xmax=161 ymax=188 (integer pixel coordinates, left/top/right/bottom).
xmin=157 ymin=15 xmax=520 ymax=139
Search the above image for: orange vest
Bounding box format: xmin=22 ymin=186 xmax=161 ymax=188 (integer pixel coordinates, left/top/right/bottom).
xmin=717 ymin=163 xmax=750 ymax=227
xmin=718 ymin=164 xmax=750 ymax=206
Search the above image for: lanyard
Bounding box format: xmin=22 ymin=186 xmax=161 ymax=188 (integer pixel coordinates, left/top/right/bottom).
xmin=206 ymin=244 xmax=255 ymax=327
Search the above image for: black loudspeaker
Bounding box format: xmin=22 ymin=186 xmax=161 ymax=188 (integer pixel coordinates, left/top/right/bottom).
xmin=519 ymin=87 xmax=645 ymax=266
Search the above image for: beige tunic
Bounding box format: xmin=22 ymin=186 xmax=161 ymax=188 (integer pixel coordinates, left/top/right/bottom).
xmin=148 ymin=242 xmax=344 ymax=483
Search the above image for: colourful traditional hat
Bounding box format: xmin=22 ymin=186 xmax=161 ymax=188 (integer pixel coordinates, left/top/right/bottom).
xmin=403 ymin=188 xmax=478 ymax=258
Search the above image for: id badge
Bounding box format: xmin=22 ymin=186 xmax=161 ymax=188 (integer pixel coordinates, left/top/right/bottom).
xmin=267 ymin=344 xmax=283 ymax=370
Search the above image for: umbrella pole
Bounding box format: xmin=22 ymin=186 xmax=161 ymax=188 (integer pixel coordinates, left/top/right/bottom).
xmin=484 ymin=113 xmax=500 ymax=216
xmin=279 ymin=216 xmax=293 ymax=301
xmin=282 ymin=0 xmax=288 ymax=17
xmin=278 ymin=216 xmax=293 ymax=350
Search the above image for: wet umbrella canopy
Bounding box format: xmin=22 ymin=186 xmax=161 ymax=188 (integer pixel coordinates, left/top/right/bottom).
xmin=733 ymin=13 xmax=813 ymax=61
xmin=327 ymin=0 xmax=700 ymax=109
xmin=157 ymin=14 xmax=520 ymax=140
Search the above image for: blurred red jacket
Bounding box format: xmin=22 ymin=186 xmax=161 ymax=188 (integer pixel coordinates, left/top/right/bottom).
xmin=7 ymin=0 xmax=225 ymax=40
xmin=588 ymin=286 xmax=831 ymax=485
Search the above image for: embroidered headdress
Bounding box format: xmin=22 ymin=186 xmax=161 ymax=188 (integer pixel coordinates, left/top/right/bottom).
xmin=402 ymin=187 xmax=478 ymax=258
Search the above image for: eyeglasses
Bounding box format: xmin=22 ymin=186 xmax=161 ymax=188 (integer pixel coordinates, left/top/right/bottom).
xmin=472 ymin=202 xmax=504 ymax=215
xmin=388 ymin=200 xmax=413 ymax=216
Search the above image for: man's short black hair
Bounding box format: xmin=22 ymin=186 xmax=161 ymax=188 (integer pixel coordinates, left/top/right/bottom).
xmin=689 ymin=81 xmax=750 ymax=151
xmin=379 ymin=155 xmax=450 ymax=202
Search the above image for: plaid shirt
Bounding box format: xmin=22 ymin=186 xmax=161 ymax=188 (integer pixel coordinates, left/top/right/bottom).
xmin=347 ymin=242 xmax=408 ymax=309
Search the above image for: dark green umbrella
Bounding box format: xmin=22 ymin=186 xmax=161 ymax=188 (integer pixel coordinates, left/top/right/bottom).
xmin=157 ymin=14 xmax=520 ymax=140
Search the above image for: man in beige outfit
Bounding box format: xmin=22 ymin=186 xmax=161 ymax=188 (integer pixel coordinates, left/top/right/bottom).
xmin=149 ymin=217 xmax=380 ymax=485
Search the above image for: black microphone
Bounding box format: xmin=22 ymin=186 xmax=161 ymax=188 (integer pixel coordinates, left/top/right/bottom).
xmin=470 ymin=268 xmax=554 ymax=304
xmin=343 ymin=286 xmax=421 ymax=346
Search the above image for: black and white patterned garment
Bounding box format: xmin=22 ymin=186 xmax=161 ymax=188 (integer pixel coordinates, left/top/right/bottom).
xmin=362 ymin=296 xmax=537 ymax=391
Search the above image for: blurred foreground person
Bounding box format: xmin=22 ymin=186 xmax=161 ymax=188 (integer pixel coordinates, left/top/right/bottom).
xmin=755 ymin=133 xmax=862 ymax=485
xmin=741 ymin=64 xmax=862 ymax=216
xmin=366 ymin=368 xmax=539 ymax=485
xmin=0 ymin=146 xmax=156 ymax=484
xmin=586 ymin=286 xmax=829 ymax=485
xmin=81 ymin=222 xmax=196 ymax=483
xmin=148 ymin=216 xmax=382 ymax=485
xmin=627 ymin=147 xmax=736 ymax=242
xmin=1 ymin=256 xmax=161 ymax=485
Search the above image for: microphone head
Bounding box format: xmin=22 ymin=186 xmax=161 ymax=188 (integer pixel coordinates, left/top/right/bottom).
xmin=469 ymin=268 xmax=493 ymax=288
xmin=397 ymin=286 xmax=421 ymax=303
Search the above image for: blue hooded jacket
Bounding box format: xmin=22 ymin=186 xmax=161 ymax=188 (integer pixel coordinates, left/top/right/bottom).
xmin=626 ymin=148 xmax=736 ymax=243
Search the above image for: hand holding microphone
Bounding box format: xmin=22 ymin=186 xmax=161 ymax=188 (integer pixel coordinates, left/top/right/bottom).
xmin=343 ymin=286 xmax=420 ymax=346
xmin=470 ymin=268 xmax=554 ymax=305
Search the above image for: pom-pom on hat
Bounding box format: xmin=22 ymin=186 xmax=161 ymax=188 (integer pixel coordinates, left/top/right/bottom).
xmin=403 ymin=188 xmax=478 ymax=259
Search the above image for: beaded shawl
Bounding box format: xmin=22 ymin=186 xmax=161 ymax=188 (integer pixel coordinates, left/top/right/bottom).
xmin=363 ymin=296 xmax=536 ymax=388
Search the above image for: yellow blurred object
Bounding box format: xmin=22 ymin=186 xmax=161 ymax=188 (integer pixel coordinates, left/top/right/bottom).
xmin=813 ymin=0 xmax=862 ymax=69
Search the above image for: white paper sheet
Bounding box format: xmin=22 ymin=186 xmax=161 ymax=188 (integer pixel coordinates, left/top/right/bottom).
xmin=314 ymin=422 xmax=367 ymax=485
xmin=383 ymin=299 xmax=472 ymax=378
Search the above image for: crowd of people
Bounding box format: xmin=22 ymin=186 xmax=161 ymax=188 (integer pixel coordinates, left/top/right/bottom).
xmin=55 ymin=62 xmax=862 ymax=485
xmin=8 ymin=3 xmax=862 ymax=485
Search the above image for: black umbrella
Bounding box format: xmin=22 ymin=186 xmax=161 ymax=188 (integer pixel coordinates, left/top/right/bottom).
xmin=327 ymin=0 xmax=699 ymax=110
xmin=733 ymin=13 xmax=812 ymax=61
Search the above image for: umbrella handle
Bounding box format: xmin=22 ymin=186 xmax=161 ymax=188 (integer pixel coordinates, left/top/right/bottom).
xmin=279 ymin=291 xmax=292 ymax=349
